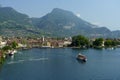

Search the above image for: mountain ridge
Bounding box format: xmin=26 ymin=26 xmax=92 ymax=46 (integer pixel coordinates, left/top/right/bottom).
xmin=31 ymin=8 xmax=113 ymax=37
xmin=0 ymin=6 xmax=119 ymax=38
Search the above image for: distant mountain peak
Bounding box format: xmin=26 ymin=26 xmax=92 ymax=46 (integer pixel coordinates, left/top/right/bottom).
xmin=51 ymin=8 xmax=74 ymax=15
xmin=52 ymin=8 xmax=63 ymax=11
xmin=31 ymin=8 xmax=113 ymax=37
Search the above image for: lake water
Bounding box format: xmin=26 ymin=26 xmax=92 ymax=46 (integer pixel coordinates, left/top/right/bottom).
xmin=0 ymin=48 xmax=120 ymax=80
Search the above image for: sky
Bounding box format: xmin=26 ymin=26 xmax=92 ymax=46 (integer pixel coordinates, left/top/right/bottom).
xmin=0 ymin=0 xmax=120 ymax=31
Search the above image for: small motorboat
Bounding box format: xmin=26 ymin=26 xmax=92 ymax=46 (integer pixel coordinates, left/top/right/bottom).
xmin=76 ymin=53 xmax=87 ymax=62
xmin=8 ymin=50 xmax=17 ymax=56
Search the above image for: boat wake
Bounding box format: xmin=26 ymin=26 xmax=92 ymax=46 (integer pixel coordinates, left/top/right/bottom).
xmin=7 ymin=60 xmax=25 ymax=64
xmin=28 ymin=58 xmax=48 ymax=61
xmin=7 ymin=58 xmax=48 ymax=64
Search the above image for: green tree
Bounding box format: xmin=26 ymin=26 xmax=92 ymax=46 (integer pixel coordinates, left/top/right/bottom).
xmin=11 ymin=41 xmax=18 ymax=49
xmin=111 ymin=40 xmax=117 ymax=46
xmin=104 ymin=39 xmax=117 ymax=47
xmin=2 ymin=46 xmax=12 ymax=51
xmin=71 ymin=35 xmax=89 ymax=48
xmin=104 ymin=40 xmax=112 ymax=47
xmin=93 ymin=38 xmax=104 ymax=47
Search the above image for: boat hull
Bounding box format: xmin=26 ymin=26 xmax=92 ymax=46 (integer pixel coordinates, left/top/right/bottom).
xmin=76 ymin=53 xmax=87 ymax=62
xmin=76 ymin=57 xmax=87 ymax=62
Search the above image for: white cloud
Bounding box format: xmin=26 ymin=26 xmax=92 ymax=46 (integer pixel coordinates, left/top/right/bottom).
xmin=76 ymin=13 xmax=81 ymax=17
xmin=91 ymin=22 xmax=104 ymax=28
xmin=91 ymin=22 xmax=103 ymax=26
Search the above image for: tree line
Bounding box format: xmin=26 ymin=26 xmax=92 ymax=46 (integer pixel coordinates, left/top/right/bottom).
xmin=70 ymin=35 xmax=120 ymax=48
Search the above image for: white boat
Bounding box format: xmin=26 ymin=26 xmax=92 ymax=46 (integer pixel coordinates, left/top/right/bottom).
xmin=76 ymin=53 xmax=87 ymax=62
xmin=9 ymin=50 xmax=17 ymax=56
xmin=41 ymin=46 xmax=51 ymax=48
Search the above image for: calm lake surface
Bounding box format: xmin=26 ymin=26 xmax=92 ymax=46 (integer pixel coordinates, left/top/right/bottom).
xmin=0 ymin=48 xmax=120 ymax=80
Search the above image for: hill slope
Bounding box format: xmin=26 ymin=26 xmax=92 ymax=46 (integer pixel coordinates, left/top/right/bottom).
xmin=31 ymin=8 xmax=112 ymax=37
xmin=0 ymin=7 xmax=41 ymax=37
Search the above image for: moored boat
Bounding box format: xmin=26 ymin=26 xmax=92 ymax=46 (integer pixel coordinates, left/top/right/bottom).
xmin=8 ymin=50 xmax=17 ymax=56
xmin=76 ymin=53 xmax=87 ymax=62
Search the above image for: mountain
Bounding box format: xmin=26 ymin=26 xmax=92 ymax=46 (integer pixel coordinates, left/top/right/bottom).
xmin=31 ymin=8 xmax=112 ymax=37
xmin=0 ymin=7 xmax=42 ymax=37
xmin=112 ymin=30 xmax=120 ymax=38
xmin=0 ymin=6 xmax=120 ymax=38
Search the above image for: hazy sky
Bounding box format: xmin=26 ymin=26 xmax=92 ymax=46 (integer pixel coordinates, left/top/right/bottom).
xmin=0 ymin=0 xmax=120 ymax=31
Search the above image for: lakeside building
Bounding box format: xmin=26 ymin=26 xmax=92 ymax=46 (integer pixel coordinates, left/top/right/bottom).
xmin=0 ymin=36 xmax=7 ymax=48
xmin=4 ymin=36 xmax=72 ymax=48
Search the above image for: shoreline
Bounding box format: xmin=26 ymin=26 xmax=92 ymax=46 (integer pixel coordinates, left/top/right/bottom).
xmin=18 ymin=46 xmax=117 ymax=50
xmin=0 ymin=46 xmax=117 ymax=64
